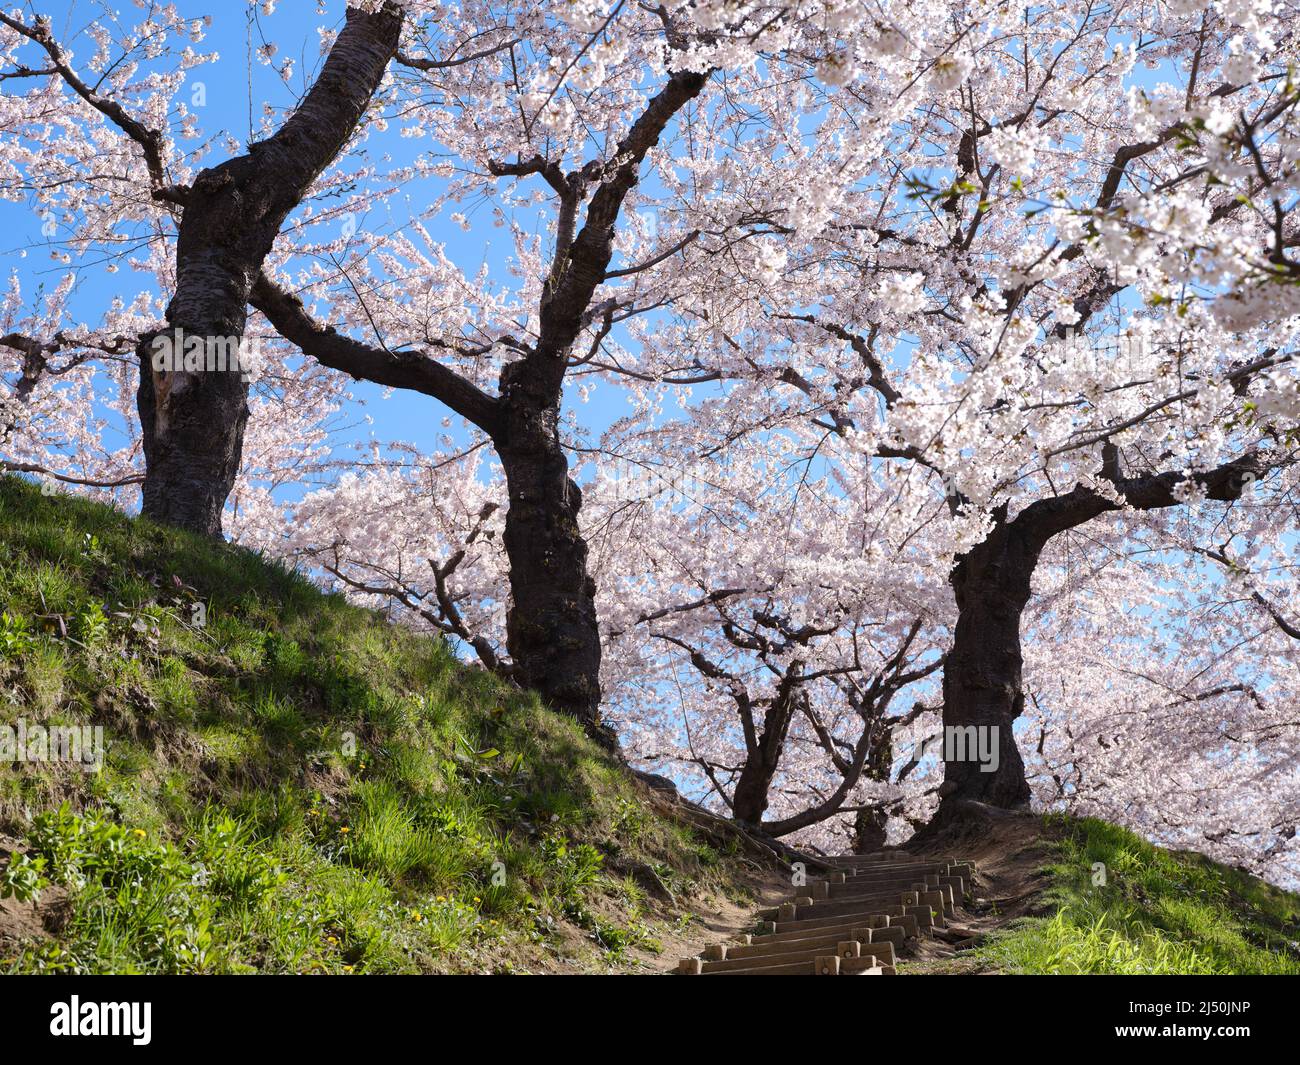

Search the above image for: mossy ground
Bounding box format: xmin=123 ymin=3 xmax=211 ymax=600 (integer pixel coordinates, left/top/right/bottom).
xmin=0 ymin=475 xmax=757 ymax=974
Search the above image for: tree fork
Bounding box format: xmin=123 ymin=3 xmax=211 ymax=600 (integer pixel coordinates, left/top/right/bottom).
xmin=139 ymin=3 xmax=403 ymax=536
xmin=930 ymin=454 xmax=1265 ymax=826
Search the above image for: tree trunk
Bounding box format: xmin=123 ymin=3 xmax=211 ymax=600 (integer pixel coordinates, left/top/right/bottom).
xmin=730 ymin=668 xmax=803 ymax=825
xmin=927 ymin=457 xmax=1263 ymax=827
xmin=137 ymin=321 xmax=250 ymax=537
xmin=732 ymin=755 xmax=782 ymax=826
xmin=853 ymin=807 xmax=889 ymax=853
xmin=139 ymin=168 xmax=267 ymax=534
xmin=498 ymin=358 xmax=606 ymax=743
xmin=935 ymin=511 xmax=1038 ymax=815
xmin=486 ymin=68 xmax=710 ymax=743
xmin=138 ymin=2 xmax=403 ymax=537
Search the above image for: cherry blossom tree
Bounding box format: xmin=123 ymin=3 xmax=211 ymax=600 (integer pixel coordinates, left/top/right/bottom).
xmin=686 ymin=0 xmax=1300 ymax=824
xmin=1014 ymin=497 xmax=1300 ymax=888
xmin=1 ymin=2 xmax=405 ymax=532
xmin=0 ymin=0 xmax=1036 ymax=741
xmin=2 ymin=0 xmax=1298 ymax=878
xmin=237 ymin=0 xmax=949 ymax=734
xmin=587 ymin=421 xmax=948 ymax=838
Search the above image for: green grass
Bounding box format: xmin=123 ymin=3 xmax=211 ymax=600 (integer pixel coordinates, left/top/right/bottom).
xmin=0 ymin=475 xmax=747 ymax=973
xmin=976 ymin=814 xmax=1300 ymax=974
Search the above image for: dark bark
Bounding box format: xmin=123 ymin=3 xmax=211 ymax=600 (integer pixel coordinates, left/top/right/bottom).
xmin=933 ymin=454 xmax=1263 ymax=821
xmin=497 ymin=353 xmax=606 ymax=735
xmin=731 ymin=758 xmax=781 ymax=826
xmin=249 ymin=277 xmax=503 ymax=434
xmin=938 ymin=507 xmax=1038 ymax=811
xmin=138 ymin=3 xmax=403 ymax=536
xmin=730 ymin=666 xmax=803 ymax=825
xmin=491 ymin=69 xmax=709 ymax=735
xmin=853 ymin=806 xmax=889 ymax=853
xmin=137 ymin=333 xmax=250 ymax=536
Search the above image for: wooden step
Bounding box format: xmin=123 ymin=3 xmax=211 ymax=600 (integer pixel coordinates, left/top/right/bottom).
xmin=698 ymin=939 xmax=870 ymax=973
xmin=703 ymin=954 xmax=897 ymax=976
xmin=725 ymin=926 xmax=905 ymax=964
xmin=740 ymin=913 xmax=906 ymax=946
xmin=676 ymin=853 xmax=975 ymax=974
xmin=808 ymin=864 xmax=965 ymax=892
xmin=822 ymin=878 xmax=947 ymax=900
xmin=762 ymin=888 xmax=912 ymax=920
xmin=773 ymin=905 xmax=908 ymax=935
xmin=780 ymin=887 xmax=953 ymax=924
xmin=725 ymin=933 xmax=866 ymax=962
xmin=800 ymin=868 xmax=966 ymax=900
xmin=770 ymin=893 xmax=919 ymax=923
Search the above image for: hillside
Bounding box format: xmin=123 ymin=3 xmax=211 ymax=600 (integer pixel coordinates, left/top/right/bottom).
xmin=904 ymin=810 xmax=1300 ymax=975
xmin=2 ymin=474 xmax=1297 ymax=977
xmin=664 ymin=806 xmax=1300 ymax=977
xmin=0 ymin=475 xmax=773 ymax=974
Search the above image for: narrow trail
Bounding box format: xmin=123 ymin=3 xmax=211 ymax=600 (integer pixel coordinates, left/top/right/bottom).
xmin=675 ymin=854 xmax=978 ymax=975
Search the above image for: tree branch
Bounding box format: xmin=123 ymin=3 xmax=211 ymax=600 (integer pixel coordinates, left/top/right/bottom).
xmin=251 ymin=273 xmax=503 ymax=437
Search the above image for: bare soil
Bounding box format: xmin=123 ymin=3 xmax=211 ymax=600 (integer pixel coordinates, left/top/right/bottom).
xmin=0 ymin=834 xmax=70 ymax=960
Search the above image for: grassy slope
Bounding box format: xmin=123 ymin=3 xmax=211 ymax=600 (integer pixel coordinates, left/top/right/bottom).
xmin=0 ymin=475 xmax=755 ymax=974
xmin=4 ymin=476 xmax=1296 ymax=977
xmin=975 ymin=814 xmax=1300 ymax=975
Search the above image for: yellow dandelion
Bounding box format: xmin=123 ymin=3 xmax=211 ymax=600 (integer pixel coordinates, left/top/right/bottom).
xmin=132 ymin=829 xmax=146 ymax=838
xmin=339 ymin=826 xmax=350 ymax=834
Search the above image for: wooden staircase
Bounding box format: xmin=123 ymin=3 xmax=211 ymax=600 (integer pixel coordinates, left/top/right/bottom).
xmin=675 ymin=854 xmax=976 ymax=975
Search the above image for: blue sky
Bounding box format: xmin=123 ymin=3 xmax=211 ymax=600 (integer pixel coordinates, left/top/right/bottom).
xmin=4 ymin=3 xmax=1180 ymax=501
xmin=2 ymin=0 xmax=649 ymax=499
